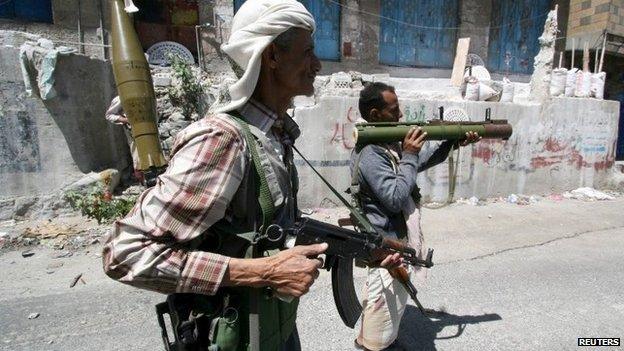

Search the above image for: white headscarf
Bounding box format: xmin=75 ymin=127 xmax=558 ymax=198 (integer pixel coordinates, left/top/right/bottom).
xmin=217 ymin=0 xmax=316 ymax=112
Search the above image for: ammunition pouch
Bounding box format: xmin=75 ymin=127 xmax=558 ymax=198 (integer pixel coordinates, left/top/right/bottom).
xmin=156 ymin=293 xmax=241 ymax=351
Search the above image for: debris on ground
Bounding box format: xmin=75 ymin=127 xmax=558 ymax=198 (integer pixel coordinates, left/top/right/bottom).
xmin=21 ymin=250 xmax=34 ymax=258
xmin=563 ymin=187 xmax=616 ymax=201
xmin=0 ymin=216 xmax=109 ymax=252
xmin=22 ymin=221 xmax=80 ymax=240
xmin=27 ymin=313 xmax=40 ymax=319
xmin=46 ymin=261 xmax=64 ymax=274
xmin=70 ymin=273 xmax=83 ymax=288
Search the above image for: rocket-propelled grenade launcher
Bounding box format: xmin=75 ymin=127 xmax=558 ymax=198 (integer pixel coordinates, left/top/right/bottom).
xmin=110 ymin=0 xmax=167 ymax=185
xmin=354 ymin=108 xmax=513 ymax=147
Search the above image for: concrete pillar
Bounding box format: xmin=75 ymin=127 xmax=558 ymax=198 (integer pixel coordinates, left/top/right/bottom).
xmin=340 ymin=0 xmax=380 ymax=69
xmin=457 ymin=0 xmax=493 ymax=64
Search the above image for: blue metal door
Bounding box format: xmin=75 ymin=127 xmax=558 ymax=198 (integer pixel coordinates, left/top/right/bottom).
xmin=0 ymin=0 xmax=14 ymax=18
xmin=487 ymin=1 xmax=551 ymax=74
xmin=14 ymin=0 xmax=53 ymax=22
xmin=299 ymin=0 xmax=340 ymax=60
xmin=234 ymin=0 xmax=244 ymax=13
xmin=233 ymin=0 xmax=340 ymax=61
xmin=379 ymin=0 xmax=458 ymax=68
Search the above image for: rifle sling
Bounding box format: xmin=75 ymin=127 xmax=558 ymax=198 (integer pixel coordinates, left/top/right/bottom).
xmin=292 ymin=146 xmax=376 ymax=234
xmin=227 ymin=112 xmax=274 ymax=351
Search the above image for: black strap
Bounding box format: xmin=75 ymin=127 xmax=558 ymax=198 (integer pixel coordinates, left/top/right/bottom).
xmin=227 ymin=112 xmax=275 ymax=235
xmin=292 ymin=146 xmax=376 ymax=234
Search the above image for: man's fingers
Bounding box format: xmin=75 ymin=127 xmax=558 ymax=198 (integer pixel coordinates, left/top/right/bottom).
xmin=403 ymin=127 xmax=417 ymax=143
xmin=293 ymin=242 xmax=328 ymax=256
xmin=411 ymin=127 xmax=424 ymax=141
xmin=415 ymin=130 xmax=427 ymax=144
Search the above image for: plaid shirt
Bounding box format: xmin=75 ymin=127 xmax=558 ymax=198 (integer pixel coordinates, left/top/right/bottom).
xmin=103 ymin=100 xmax=287 ymax=296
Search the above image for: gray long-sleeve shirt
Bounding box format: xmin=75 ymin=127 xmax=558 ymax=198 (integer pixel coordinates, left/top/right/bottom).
xmin=350 ymin=140 xmax=454 ymax=239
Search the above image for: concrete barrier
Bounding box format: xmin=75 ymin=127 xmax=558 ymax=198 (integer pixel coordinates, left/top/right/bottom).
xmin=293 ymin=89 xmax=620 ymax=208
xmin=0 ymin=40 xmax=130 ymax=219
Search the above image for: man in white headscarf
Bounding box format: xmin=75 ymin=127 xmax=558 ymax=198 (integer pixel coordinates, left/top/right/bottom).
xmin=103 ymin=1 xmax=330 ymax=350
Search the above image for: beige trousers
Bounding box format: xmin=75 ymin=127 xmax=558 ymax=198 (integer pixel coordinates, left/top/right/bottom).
xmin=357 ymin=199 xmax=427 ymax=350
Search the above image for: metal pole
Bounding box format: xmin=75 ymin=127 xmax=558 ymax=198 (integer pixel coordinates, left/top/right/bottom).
xmin=97 ymin=0 xmax=108 ymax=59
xmin=77 ymin=0 xmax=85 ymax=54
xmin=195 ymin=25 xmax=202 ymax=70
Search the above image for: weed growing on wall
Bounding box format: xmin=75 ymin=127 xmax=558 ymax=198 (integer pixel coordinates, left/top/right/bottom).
xmin=65 ymin=186 xmax=137 ymax=224
xmin=168 ymin=55 xmax=204 ymax=119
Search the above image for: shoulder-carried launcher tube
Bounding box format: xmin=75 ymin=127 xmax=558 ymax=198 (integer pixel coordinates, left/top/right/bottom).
xmin=354 ymin=119 xmax=513 ymax=146
xmin=110 ymin=0 xmax=167 ymax=175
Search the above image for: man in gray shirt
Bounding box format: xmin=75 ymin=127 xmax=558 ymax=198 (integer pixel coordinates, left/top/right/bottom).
xmin=351 ymin=82 xmax=479 ymax=350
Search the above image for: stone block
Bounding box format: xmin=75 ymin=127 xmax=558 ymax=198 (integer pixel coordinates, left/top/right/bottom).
xmin=153 ymin=73 xmax=172 ymax=87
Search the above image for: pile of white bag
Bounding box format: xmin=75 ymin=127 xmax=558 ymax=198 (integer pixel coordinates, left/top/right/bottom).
xmin=550 ymin=39 xmax=606 ymax=100
xmin=463 ymin=65 xmax=512 ymax=102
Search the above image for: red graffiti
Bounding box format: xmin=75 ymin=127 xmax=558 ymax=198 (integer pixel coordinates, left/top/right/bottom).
xmin=330 ymin=122 xmax=355 ymax=149
xmin=543 ymin=138 xmax=567 ymax=152
xmin=472 ymin=144 xmax=495 ymax=163
xmin=531 ymin=155 xmax=565 ymax=169
xmin=471 ymin=140 xmax=508 ymax=165
xmin=531 ymin=139 xmax=615 ymax=171
xmin=346 ymin=106 xmax=360 ymax=123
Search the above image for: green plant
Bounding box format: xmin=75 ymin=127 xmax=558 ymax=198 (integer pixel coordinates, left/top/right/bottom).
xmin=65 ymin=185 xmax=137 ymax=224
xmin=168 ymin=55 xmax=204 ymax=119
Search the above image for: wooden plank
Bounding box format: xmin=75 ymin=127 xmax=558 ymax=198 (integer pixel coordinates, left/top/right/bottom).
xmin=450 ymin=38 xmax=470 ymax=86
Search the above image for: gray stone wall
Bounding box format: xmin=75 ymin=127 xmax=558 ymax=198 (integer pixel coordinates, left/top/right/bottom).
xmin=0 ymin=35 xmax=130 ymax=219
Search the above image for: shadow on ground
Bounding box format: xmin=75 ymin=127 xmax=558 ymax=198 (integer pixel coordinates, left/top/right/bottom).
xmin=390 ymin=307 xmax=502 ymax=350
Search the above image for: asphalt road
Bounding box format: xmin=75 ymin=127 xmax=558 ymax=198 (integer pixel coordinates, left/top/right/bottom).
xmin=1 ymin=197 xmax=623 ymax=351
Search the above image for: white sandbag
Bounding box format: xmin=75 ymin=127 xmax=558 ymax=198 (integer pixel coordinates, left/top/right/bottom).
xmin=478 ymin=83 xmax=498 ymax=101
xmin=500 ymin=77 xmax=515 ymax=102
xmin=574 ymin=71 xmax=591 ymax=97
xmin=464 ymin=76 xmax=479 ymax=101
xmin=549 ymin=68 xmax=567 ymax=97
xmin=564 ymin=68 xmax=578 ymax=97
xmin=590 ymin=72 xmax=606 ymax=100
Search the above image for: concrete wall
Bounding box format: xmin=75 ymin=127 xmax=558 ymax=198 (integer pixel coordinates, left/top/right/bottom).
xmin=0 ymin=21 xmax=104 ymax=59
xmin=292 ymin=79 xmax=620 ymax=208
xmin=0 ymin=34 xmax=130 ymax=218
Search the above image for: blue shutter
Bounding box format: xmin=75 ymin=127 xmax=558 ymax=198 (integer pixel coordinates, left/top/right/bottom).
xmin=0 ymin=0 xmax=15 ymax=18
xmin=234 ymin=0 xmax=244 ymax=13
xmin=233 ymin=0 xmax=340 ymax=61
xmin=379 ymin=0 xmax=458 ymax=68
xmin=299 ymin=0 xmax=340 ymax=61
xmin=14 ymin=0 xmax=52 ymax=23
xmin=487 ymin=1 xmax=551 ymax=74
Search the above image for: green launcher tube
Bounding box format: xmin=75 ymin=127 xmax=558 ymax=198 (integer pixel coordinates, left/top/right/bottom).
xmin=354 ymin=121 xmax=513 ymax=146
xmin=110 ymin=0 xmax=167 ymax=171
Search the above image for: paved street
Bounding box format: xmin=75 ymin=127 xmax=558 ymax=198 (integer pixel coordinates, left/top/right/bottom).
xmin=1 ymin=197 xmax=623 ymax=351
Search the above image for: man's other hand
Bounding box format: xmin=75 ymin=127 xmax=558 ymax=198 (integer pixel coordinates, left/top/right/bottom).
xmin=459 ymin=131 xmax=481 ymax=146
xmin=402 ymin=127 xmax=427 ymax=154
xmin=369 ymin=250 xmax=403 ymax=270
xmin=117 ymin=116 xmax=130 ymax=125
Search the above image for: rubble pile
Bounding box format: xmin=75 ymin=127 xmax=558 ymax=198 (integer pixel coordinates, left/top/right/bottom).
xmin=150 ymin=65 xmax=236 ymax=155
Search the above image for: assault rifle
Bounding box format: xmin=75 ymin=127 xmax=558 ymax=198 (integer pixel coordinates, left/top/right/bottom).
xmin=289 ymin=147 xmax=435 ymax=328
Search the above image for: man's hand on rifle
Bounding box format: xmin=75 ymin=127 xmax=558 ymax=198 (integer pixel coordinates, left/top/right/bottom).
xmin=224 ymin=243 xmax=327 ymax=298
xmin=264 ymin=243 xmax=328 ymax=297
xmin=370 ymin=250 xmax=403 ymax=269
xmin=459 ymin=131 xmax=482 ymax=146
